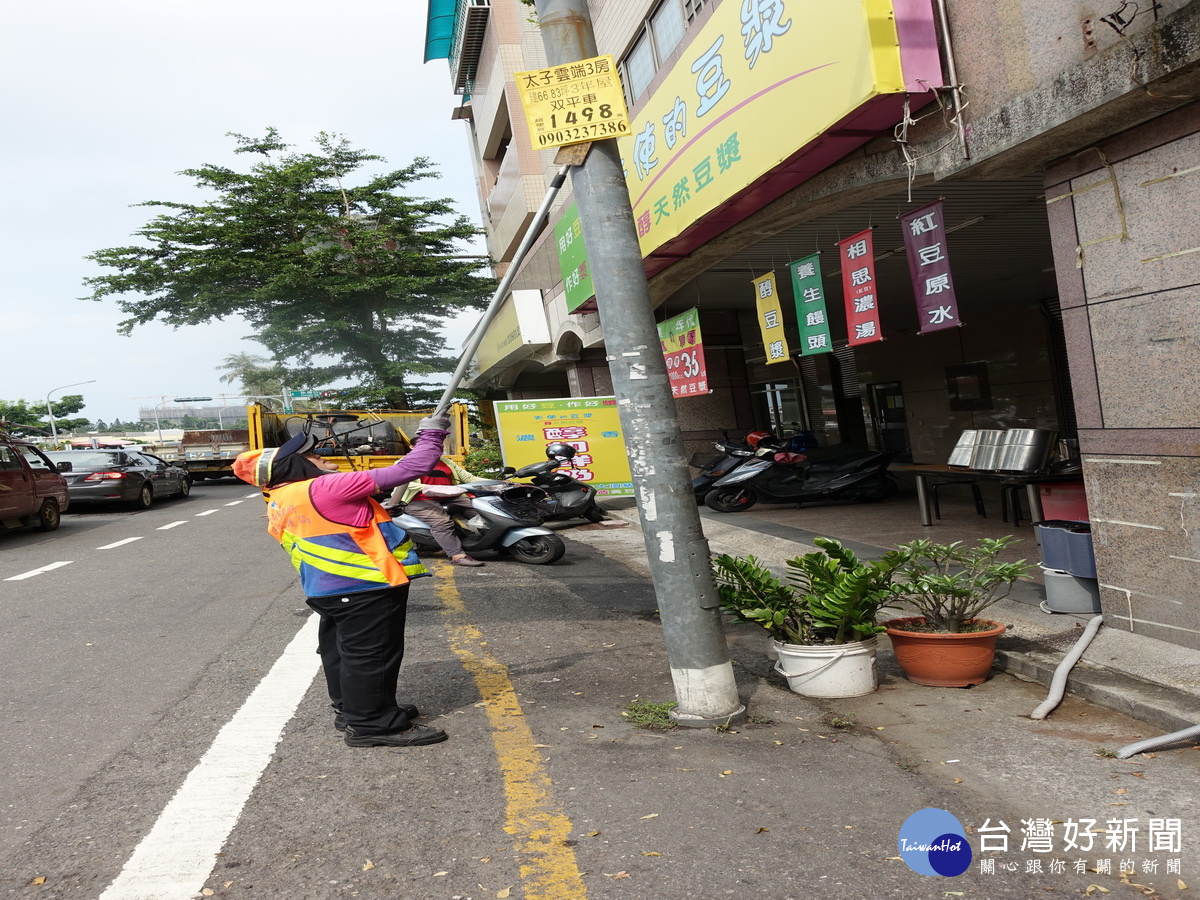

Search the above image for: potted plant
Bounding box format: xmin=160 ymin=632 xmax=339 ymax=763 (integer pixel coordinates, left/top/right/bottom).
xmin=712 ymin=538 xmax=902 ymax=698
xmin=880 ymin=536 xmax=1035 ymax=687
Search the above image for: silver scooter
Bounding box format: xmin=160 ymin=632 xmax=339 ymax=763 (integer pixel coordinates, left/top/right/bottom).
xmin=390 ymin=480 xmax=566 ymax=565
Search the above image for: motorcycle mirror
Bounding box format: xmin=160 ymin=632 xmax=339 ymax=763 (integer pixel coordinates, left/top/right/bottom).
xmin=501 ymin=466 xmax=516 ymax=476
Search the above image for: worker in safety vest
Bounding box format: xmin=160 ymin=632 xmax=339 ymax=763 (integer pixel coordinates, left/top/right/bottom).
xmin=232 ymin=413 xmax=451 ymax=748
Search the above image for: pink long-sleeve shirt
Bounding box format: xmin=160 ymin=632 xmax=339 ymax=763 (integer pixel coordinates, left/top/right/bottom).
xmin=306 ymin=429 xmax=448 ymax=527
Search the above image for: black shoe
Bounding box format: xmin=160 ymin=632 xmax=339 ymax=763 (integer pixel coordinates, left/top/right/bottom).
xmin=334 ymin=704 xmax=420 ymax=732
xmin=344 ymin=724 xmax=448 ymax=747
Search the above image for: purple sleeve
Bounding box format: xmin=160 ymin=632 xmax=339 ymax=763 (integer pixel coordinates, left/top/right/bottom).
xmin=308 ymin=430 xmax=449 ymax=526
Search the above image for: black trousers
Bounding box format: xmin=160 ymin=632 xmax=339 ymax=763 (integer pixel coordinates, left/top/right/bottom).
xmin=307 ymin=584 xmax=413 ymax=735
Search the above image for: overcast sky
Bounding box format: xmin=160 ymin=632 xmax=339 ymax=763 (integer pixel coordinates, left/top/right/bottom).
xmin=2 ymin=1 xmax=482 ymax=424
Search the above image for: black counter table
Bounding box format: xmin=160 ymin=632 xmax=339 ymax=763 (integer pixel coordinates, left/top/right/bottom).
xmin=893 ymin=464 xmax=1084 ymax=529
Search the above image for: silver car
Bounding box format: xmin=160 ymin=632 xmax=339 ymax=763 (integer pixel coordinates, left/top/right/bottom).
xmin=46 ymin=450 xmax=192 ymax=509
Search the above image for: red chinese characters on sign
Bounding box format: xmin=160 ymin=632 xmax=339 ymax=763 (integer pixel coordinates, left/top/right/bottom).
xmin=900 ymin=199 xmax=961 ymax=334
xmin=838 ymin=229 xmax=883 ymax=346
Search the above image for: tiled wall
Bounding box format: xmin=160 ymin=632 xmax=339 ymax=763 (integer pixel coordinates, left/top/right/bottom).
xmin=1045 ymin=103 xmax=1200 ymax=649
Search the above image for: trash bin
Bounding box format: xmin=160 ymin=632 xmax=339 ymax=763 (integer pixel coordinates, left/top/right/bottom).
xmin=1040 ymin=566 xmax=1102 ymax=614
xmin=1039 ymin=481 xmax=1088 ymax=520
xmin=1035 ymin=520 xmax=1096 ymax=579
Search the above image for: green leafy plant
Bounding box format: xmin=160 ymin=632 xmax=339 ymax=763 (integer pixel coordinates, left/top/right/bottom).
xmin=712 ymin=553 xmax=811 ymax=644
xmin=712 ymin=538 xmax=902 ymax=645
xmin=788 ymin=538 xmax=900 ymax=644
xmin=622 ymin=699 xmax=678 ymax=729
xmin=820 ymin=711 xmax=856 ymax=729
xmin=884 ymin=536 xmax=1035 ymax=633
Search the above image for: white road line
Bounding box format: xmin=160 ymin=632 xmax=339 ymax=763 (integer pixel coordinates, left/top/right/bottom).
xmin=99 ymin=615 xmax=320 ymax=900
xmin=195 ymin=510 xmax=219 ymax=517
xmin=157 ymin=521 xmax=188 ymax=531
xmin=4 ymin=561 xmax=73 ymax=581
xmin=224 ymin=500 xmax=244 ymax=506
xmin=97 ymin=537 xmax=144 ymax=550
xmin=243 ymin=492 xmax=260 ymax=499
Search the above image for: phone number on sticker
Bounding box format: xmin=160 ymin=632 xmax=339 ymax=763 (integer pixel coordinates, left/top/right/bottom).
xmin=537 ymin=121 xmax=629 ymax=145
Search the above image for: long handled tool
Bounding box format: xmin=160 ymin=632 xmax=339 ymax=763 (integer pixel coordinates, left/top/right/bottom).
xmin=432 ymin=163 xmax=572 ymax=417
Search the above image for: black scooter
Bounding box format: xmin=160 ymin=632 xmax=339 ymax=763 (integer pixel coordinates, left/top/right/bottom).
xmin=692 ymin=438 xmax=760 ymax=503
xmin=503 ymin=442 xmax=606 ymax=523
xmin=704 ymin=445 xmax=898 ymax=512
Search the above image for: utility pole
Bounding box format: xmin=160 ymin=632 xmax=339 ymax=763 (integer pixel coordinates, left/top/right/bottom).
xmin=533 ymin=0 xmax=744 ymax=725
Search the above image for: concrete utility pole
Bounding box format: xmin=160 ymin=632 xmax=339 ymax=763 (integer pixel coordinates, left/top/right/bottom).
xmin=534 ymin=0 xmax=744 ymax=725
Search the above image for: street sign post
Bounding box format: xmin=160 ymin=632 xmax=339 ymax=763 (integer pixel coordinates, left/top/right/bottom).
xmin=290 ymin=390 xmax=321 ymax=398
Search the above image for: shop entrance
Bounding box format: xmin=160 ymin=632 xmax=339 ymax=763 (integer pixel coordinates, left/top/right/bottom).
xmin=868 ymin=381 xmax=912 ymax=462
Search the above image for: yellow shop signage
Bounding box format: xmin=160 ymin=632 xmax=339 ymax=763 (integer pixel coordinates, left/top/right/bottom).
xmin=618 ymin=0 xmax=941 ymax=268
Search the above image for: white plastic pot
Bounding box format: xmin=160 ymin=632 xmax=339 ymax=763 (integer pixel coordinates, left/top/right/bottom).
xmin=772 ymin=637 xmax=879 ymax=698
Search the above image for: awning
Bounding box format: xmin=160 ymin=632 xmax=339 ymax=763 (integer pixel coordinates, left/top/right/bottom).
xmin=424 ymin=0 xmax=457 ymax=63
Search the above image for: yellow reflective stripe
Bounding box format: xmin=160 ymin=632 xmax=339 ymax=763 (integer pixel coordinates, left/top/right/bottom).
xmin=289 ymin=535 xmax=391 ymax=583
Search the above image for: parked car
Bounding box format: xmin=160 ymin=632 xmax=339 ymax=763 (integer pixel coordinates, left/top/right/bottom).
xmin=0 ymin=436 xmax=71 ymax=532
xmin=45 ymin=449 xmax=191 ymax=509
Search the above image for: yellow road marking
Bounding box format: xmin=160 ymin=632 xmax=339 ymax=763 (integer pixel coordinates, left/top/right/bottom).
xmin=434 ymin=562 xmax=588 ymax=899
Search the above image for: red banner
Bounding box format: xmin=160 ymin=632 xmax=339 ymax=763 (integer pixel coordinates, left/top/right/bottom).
xmin=900 ymin=199 xmax=961 ymax=334
xmin=838 ymin=229 xmax=883 ymax=346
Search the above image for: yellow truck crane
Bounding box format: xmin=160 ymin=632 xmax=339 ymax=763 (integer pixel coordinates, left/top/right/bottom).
xmin=246 ymin=401 xmax=471 ymax=470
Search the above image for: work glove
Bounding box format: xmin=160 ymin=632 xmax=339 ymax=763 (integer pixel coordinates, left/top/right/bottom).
xmin=416 ymin=413 xmax=451 ymax=433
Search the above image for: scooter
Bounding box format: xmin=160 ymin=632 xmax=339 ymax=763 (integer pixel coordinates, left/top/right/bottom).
xmin=390 ymin=481 xmax=566 ymax=565
xmin=691 ymin=437 xmax=757 ymax=503
xmin=691 ymin=428 xmax=819 ymax=503
xmin=704 ymin=446 xmax=898 ymax=512
xmin=503 ymin=442 xmax=606 ymax=523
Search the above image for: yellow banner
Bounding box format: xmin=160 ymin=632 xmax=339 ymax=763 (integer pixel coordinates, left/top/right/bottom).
xmin=753 ymin=272 xmax=790 ymax=364
xmin=618 ymin=0 xmax=905 ymax=255
xmin=492 ymin=397 xmax=634 ymax=497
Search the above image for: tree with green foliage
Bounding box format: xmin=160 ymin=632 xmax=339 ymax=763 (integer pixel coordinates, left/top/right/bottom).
xmin=85 ymin=129 xmax=493 ymax=409
xmin=0 ymin=396 xmax=89 ymax=436
xmin=217 ymin=352 xmax=285 ymax=400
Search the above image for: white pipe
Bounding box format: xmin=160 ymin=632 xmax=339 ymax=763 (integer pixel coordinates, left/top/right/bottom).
xmin=1029 ymin=614 xmax=1105 ymax=720
xmin=1117 ymin=724 xmax=1200 ymax=759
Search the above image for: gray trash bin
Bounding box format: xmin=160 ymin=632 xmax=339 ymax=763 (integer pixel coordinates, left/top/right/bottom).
xmin=1036 ymin=520 xmax=1096 ymax=579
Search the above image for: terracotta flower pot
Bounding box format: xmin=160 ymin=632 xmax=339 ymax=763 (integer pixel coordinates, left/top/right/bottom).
xmin=882 ymin=617 xmax=1007 ymax=687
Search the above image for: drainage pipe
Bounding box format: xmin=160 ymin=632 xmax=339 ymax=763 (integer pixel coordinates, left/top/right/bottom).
xmin=1029 ymin=614 xmax=1105 ymax=720
xmin=1116 ymin=724 xmax=1200 ymax=759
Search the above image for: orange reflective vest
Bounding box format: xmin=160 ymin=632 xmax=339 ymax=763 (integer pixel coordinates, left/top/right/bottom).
xmin=265 ymin=480 xmax=428 ymax=597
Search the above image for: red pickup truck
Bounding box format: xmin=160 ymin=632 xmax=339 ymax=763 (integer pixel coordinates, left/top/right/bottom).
xmin=0 ymin=435 xmax=70 ymax=533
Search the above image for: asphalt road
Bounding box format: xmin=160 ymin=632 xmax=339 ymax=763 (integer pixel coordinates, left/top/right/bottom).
xmin=1 ymin=486 xmax=1197 ymax=899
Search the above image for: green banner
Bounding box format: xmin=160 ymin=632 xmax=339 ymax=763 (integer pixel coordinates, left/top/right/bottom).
xmin=555 ymin=203 xmax=595 ymax=313
xmin=790 ymin=253 xmax=833 ymax=355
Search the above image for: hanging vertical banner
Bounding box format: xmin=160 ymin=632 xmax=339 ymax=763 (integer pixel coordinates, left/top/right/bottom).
xmin=753 ymin=272 xmax=790 ymax=364
xmin=900 ymin=199 xmax=961 ymax=333
xmin=657 ymin=308 xmax=708 ymax=398
xmin=789 ymin=253 xmax=833 ymax=356
xmin=838 ymin=229 xmax=883 ymax=346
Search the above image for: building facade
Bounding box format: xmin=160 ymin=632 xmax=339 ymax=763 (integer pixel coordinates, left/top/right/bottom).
xmin=425 ymin=0 xmax=1200 ymax=649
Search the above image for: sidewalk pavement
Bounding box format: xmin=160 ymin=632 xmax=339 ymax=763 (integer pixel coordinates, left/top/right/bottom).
xmin=596 ymin=494 xmax=1200 ymax=738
